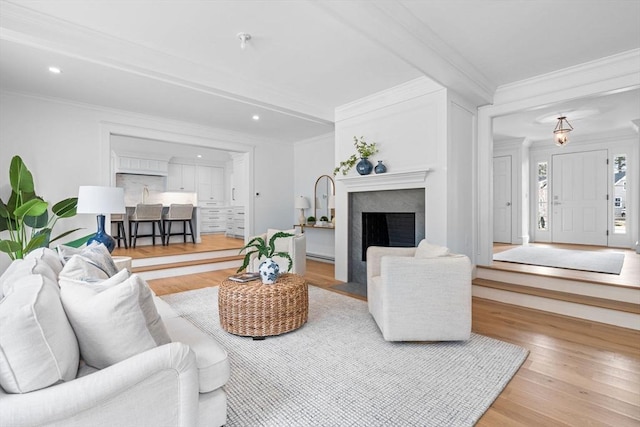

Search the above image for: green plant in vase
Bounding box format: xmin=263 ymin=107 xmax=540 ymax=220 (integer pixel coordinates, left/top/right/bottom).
xmin=334 ymin=136 xmax=379 ymax=176
xmin=0 ymin=155 xmax=84 ymax=260
xmin=237 ymin=231 xmax=294 ymax=284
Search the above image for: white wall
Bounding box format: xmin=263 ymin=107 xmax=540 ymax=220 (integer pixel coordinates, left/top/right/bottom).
xmin=293 ymin=132 xmax=336 ymax=259
xmin=0 ymin=92 xmax=295 ymax=272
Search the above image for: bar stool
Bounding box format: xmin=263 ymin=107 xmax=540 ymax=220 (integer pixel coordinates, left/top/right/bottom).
xmin=111 ymin=213 xmax=128 ymax=249
xmin=163 ymin=204 xmax=195 ymax=245
xmin=129 ymin=203 xmax=164 ymax=248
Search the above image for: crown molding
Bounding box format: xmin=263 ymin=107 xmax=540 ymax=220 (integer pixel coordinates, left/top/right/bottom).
xmin=335 ymin=76 xmax=444 ymax=122
xmin=313 ymin=0 xmax=495 ymax=107
xmin=493 ymin=49 xmax=640 ymax=107
xmin=0 ymin=1 xmax=334 ymax=124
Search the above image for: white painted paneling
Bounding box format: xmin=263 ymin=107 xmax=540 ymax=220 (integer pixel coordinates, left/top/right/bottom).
xmin=334 ymin=77 xmax=452 ymax=281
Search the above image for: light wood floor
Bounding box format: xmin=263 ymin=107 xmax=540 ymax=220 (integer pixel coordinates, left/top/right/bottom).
xmin=122 ymin=236 xmax=640 ymax=425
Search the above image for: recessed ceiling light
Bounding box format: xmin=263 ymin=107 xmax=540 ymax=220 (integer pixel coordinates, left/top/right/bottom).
xmin=48 ymin=66 xmax=62 ymax=74
xmin=197 ymin=154 xmax=202 ymax=158
xmin=252 ymin=115 xmax=260 ymax=121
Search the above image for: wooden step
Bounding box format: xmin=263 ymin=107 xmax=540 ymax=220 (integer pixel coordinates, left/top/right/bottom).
xmin=473 ymin=277 xmax=640 ymax=315
xmin=132 ymin=255 xmax=244 ymax=273
xmin=131 ymin=252 xmax=244 ymax=281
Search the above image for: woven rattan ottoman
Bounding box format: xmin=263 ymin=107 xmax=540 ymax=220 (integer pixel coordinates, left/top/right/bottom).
xmin=218 ymin=273 xmax=309 ymax=338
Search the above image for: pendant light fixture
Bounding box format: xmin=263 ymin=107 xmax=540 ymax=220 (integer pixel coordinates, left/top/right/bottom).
xmin=553 ymin=116 xmax=573 ymax=146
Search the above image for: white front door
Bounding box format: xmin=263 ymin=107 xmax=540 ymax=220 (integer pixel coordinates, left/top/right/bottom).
xmin=493 ymin=155 xmax=512 ymax=243
xmin=552 ymin=150 xmax=608 ymax=245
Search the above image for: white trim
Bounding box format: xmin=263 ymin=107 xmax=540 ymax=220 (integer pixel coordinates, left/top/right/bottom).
xmin=336 ymin=169 xmax=430 ymax=192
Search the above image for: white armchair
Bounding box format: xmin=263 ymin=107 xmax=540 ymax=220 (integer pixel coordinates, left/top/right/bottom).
xmin=248 ymin=229 xmax=306 ymax=276
xmin=366 ymin=241 xmax=472 ymax=342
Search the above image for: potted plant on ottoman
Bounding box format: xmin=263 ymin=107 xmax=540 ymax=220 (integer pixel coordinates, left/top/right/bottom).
xmin=237 ymin=231 xmax=294 ymax=284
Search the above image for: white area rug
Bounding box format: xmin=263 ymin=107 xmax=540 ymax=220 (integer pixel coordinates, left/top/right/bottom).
xmin=493 ymin=246 xmax=625 ymax=274
xmin=163 ymin=286 xmax=528 ymax=426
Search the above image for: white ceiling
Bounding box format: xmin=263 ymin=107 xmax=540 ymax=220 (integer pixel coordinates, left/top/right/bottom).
xmin=1 ymin=0 xmax=639 ymax=145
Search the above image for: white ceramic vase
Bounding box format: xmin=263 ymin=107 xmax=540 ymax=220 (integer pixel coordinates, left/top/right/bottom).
xmin=258 ymin=258 xmax=280 ymax=284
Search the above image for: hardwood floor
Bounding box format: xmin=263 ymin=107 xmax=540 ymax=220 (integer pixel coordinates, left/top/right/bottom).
xmin=130 ymin=236 xmax=640 ymax=425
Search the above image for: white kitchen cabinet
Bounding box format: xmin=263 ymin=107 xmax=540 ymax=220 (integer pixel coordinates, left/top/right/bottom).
xmin=230 ymin=155 xmax=246 ymax=206
xmin=115 ymin=155 xmax=168 ymax=176
xmin=197 ymin=165 xmax=224 ymax=201
xmin=167 ymin=163 xmax=196 ymax=191
xmin=198 ymin=201 xmax=227 ymax=234
xmin=225 ymin=206 xmax=245 ymax=239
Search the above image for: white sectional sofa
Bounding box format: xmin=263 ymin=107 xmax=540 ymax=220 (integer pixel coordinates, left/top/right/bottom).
xmin=0 ymin=245 xmax=229 ymax=427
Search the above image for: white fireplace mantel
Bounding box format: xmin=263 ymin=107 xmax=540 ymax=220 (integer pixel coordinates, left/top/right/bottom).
xmin=336 ymin=169 xmax=431 ymax=192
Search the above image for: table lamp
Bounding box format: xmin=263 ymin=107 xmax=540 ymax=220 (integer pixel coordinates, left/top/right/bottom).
xmin=77 ymin=186 xmax=126 ymax=253
xmin=294 ymin=196 xmax=310 ymax=226
xmin=328 ymin=194 xmax=335 ymax=225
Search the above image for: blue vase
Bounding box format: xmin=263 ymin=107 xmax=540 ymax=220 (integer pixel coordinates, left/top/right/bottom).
xmin=87 ymin=214 xmax=116 ymax=253
xmin=356 ymin=158 xmax=373 ymax=175
xmin=374 ymin=160 xmax=387 ymax=174
xmin=258 ymin=258 xmax=280 ymax=284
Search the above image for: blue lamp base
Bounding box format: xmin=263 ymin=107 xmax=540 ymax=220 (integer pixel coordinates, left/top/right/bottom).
xmin=87 ymin=214 xmax=116 ymax=253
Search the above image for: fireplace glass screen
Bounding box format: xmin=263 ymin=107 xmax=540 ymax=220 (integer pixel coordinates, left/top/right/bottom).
xmin=362 ymin=212 xmax=415 ymax=261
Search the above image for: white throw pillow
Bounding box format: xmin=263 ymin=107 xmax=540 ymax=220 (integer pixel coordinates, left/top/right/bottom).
xmin=414 ymin=240 xmax=450 ymax=258
xmin=0 ymin=258 xmax=59 ymax=297
xmin=57 ymin=242 xmax=118 ymax=277
xmin=59 ymin=255 xmax=111 ymax=282
xmin=58 ymin=267 xmax=131 ymax=291
xmin=0 ymin=275 xmax=79 ymax=393
xmin=25 ymin=247 xmax=64 ymax=276
xmin=60 ymin=274 xmax=171 ymax=369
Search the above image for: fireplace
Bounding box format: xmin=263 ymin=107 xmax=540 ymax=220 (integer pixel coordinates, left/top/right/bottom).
xmin=349 ymin=188 xmax=425 ymax=285
xmin=361 ymin=212 xmax=415 ymax=261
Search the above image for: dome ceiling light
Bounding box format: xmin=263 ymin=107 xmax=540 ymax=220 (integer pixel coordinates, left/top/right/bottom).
xmin=237 ymin=32 xmax=251 ymax=50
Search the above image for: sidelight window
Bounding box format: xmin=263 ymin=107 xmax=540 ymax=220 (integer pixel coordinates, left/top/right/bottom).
xmin=537 ymin=162 xmax=548 ymax=230
xmin=613 ymin=154 xmax=626 ymax=234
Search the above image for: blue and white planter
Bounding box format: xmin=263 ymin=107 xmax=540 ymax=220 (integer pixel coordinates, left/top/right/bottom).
xmin=258 ymin=258 xmax=280 ymax=284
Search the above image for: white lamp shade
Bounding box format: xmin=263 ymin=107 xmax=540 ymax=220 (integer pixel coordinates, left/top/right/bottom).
xmin=294 ymin=196 xmax=310 ymax=209
xmin=77 ymin=186 xmax=126 ymax=214
xmin=328 ymin=195 xmax=335 ymax=209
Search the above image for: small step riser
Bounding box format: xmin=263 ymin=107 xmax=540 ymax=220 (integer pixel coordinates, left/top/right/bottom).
xmin=137 ymin=259 xmax=242 ymax=280
xmin=132 ymin=249 xmax=240 ymax=268
xmin=472 ymin=285 xmax=640 ymax=331
xmin=475 ymin=268 xmax=638 ymax=303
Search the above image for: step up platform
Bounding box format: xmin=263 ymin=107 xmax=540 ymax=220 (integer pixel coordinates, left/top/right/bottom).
xmin=132 ymin=249 xmax=244 ymax=280
xmin=474 ymin=265 xmax=640 ymax=330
